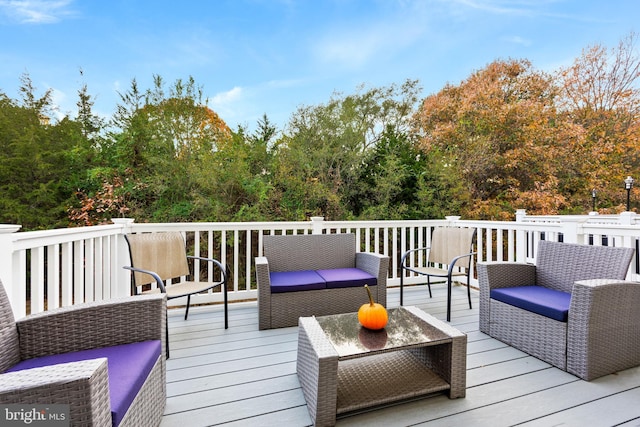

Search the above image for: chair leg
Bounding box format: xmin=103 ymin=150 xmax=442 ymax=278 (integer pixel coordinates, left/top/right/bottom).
xmin=466 ymin=271 xmax=472 ymax=309
xmin=446 ymin=276 xmax=452 ymax=322
xmin=400 ymin=273 xmax=405 ymax=306
xmin=184 ymin=295 xmax=191 ymax=320
xmin=165 ymin=312 xmax=170 ymax=359
xmin=224 ymin=282 xmax=228 ymax=329
xmin=427 ymin=276 xmax=433 ymax=298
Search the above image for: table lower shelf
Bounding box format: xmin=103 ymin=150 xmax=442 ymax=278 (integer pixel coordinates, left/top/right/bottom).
xmin=336 ymin=349 xmax=450 ymax=415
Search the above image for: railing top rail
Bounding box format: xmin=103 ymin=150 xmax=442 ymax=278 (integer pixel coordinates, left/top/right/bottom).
xmin=8 ymin=224 xmax=122 ymax=249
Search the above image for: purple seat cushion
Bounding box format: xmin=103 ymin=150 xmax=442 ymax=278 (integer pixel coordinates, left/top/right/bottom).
xmin=490 ymin=286 xmax=571 ymax=322
xmin=8 ymin=340 xmax=161 ymax=427
xmin=316 ymin=268 xmax=377 ymax=289
xmin=270 ymin=270 xmax=326 ymax=293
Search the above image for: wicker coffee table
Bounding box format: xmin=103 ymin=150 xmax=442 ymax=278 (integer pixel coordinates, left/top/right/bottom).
xmin=296 ymin=306 xmax=467 ymax=426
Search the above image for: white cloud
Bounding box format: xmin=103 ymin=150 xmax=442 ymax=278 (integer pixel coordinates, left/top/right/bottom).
xmin=0 ymin=0 xmax=76 ymax=24
xmin=211 ymin=86 xmax=243 ymax=105
xmin=209 ymin=86 xmax=245 ymax=124
xmin=503 ymin=35 xmax=533 ymax=46
xmin=313 ymin=19 xmax=424 ymax=70
xmin=49 ymin=86 xmax=69 ymax=120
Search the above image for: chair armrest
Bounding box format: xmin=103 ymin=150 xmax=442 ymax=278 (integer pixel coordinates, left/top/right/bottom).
xmin=0 ymin=358 xmax=112 ymax=425
xmin=477 ymin=262 xmax=535 ymax=333
xmin=400 ymin=247 xmax=430 ymax=268
xmin=477 ymin=262 xmax=536 ymax=290
xmin=567 ymin=279 xmax=640 ymax=380
xmin=124 ymin=265 xmax=166 ymax=292
xmin=356 ymin=252 xmax=389 ymax=307
xmin=447 ymin=251 xmax=477 ymax=274
xmin=255 ymin=257 xmax=271 ymax=285
xmin=17 ymin=294 xmax=166 ymax=360
xmin=187 ymin=256 xmax=228 ymax=285
xmin=255 ymin=256 xmax=272 ymax=330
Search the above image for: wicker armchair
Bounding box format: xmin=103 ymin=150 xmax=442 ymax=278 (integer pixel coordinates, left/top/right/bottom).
xmin=478 ymin=240 xmax=640 ymax=380
xmin=0 ymin=279 xmax=166 ymax=426
xmin=400 ymin=227 xmax=476 ymax=321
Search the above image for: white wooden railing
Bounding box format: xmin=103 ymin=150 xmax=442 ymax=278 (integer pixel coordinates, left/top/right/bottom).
xmin=0 ymin=211 xmax=639 ymax=319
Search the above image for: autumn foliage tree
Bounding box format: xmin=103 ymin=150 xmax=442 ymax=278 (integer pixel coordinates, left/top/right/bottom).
xmin=3 ymin=34 xmax=640 ymax=229
xmin=413 ymin=59 xmax=575 ymax=219
xmin=413 ymin=33 xmax=640 ymax=218
xmin=557 ymin=32 xmax=640 ymax=212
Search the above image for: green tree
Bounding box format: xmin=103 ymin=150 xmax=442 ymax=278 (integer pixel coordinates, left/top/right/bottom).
xmin=71 ymin=75 xmax=234 ymax=224
xmin=275 ymin=80 xmax=422 ymax=220
xmin=0 ymin=82 xmax=91 ymax=229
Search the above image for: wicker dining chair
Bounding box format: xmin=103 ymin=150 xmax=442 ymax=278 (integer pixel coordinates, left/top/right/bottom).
xmin=400 ymin=227 xmax=477 ymax=321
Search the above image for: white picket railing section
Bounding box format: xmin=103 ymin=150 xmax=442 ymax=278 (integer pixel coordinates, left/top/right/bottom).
xmin=0 ymin=211 xmax=638 ymax=319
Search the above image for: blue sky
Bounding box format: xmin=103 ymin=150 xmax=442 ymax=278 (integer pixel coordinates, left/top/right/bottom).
xmin=0 ymin=0 xmax=638 ymax=132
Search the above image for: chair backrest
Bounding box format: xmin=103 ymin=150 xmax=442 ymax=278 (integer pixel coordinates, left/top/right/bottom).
xmin=428 ymin=227 xmax=476 ymax=268
xmin=263 ymin=234 xmax=356 ymax=272
xmin=535 ymin=240 xmax=634 ymax=293
xmin=125 ymin=232 xmax=191 ymax=286
xmin=0 ymin=279 xmax=20 ymax=372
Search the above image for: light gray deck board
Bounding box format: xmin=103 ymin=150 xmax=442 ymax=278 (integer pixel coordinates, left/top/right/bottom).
xmin=161 ymin=284 xmax=640 ymax=427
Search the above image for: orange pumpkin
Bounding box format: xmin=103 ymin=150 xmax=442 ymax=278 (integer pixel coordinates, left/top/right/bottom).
xmin=358 ymin=284 xmax=388 ymax=330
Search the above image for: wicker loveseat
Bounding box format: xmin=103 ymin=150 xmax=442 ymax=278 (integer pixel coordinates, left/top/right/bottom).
xmin=255 ymin=234 xmax=389 ymax=330
xmin=478 ymin=240 xmax=640 ymax=380
xmin=0 ymin=279 xmax=166 ymax=426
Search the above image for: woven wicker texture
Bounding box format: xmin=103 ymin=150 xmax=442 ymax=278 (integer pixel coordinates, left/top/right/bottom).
xmin=17 ymin=293 xmax=166 ymax=360
xmin=490 ymin=299 xmax=567 ymax=369
xmin=0 ymin=358 xmax=112 ymax=425
xmin=297 ymin=317 xmax=339 ymax=427
xmin=0 ymin=278 xmax=166 ymax=426
xmin=567 ymin=279 xmax=640 ymax=380
xmin=336 ymin=351 xmax=450 ymax=414
xmin=297 ymin=307 xmax=466 ymax=426
xmin=478 ymin=240 xmax=638 ymax=380
xmin=0 ymin=281 xmax=19 ymax=373
xmin=257 ymin=234 xmax=389 ymax=330
xmin=119 ymin=356 xmax=166 ymax=427
xmin=264 ymin=234 xmax=357 ymax=271
xmin=536 ymin=241 xmax=634 ymax=292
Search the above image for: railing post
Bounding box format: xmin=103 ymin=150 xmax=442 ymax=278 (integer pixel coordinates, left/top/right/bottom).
xmin=618 ymin=212 xmax=637 ymax=250
xmin=445 ymin=215 xmax=461 ymax=224
xmin=619 ymin=211 xmax=636 ymax=226
xmin=515 ymin=209 xmax=527 ymax=262
xmin=112 ymin=218 xmax=135 ymax=297
xmin=310 ymin=216 xmax=325 ymax=234
xmin=559 ymin=218 xmax=581 ymax=244
xmin=0 ymin=225 xmax=23 ymax=317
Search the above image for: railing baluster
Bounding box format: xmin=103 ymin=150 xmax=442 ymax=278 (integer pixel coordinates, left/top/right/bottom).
xmin=2 ymin=213 xmax=640 ymax=318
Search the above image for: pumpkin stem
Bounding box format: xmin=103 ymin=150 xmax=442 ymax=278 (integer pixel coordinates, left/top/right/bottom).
xmin=364 ymin=284 xmax=375 ymax=306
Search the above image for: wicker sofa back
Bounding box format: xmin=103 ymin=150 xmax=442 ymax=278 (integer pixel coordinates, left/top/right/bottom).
xmin=264 ymin=233 xmax=357 ymax=271
xmin=0 ymin=282 xmax=19 ymax=373
xmin=256 ymin=233 xmax=389 ymax=329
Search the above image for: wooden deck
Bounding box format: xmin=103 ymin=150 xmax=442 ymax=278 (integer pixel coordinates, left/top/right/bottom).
xmin=160 ymin=284 xmax=640 ymax=427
